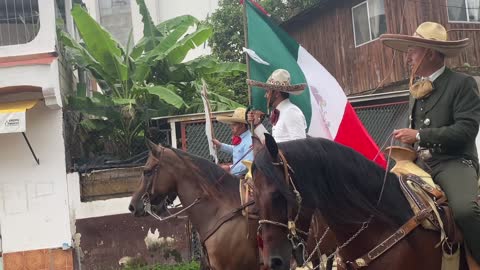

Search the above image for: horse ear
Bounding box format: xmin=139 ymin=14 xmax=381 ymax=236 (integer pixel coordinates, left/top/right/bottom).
xmin=146 ymin=139 xmax=158 ymax=153
xmin=264 ymin=133 xmax=278 ymax=159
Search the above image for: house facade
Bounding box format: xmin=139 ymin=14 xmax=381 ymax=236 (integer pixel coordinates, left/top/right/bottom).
xmin=281 ymin=0 xmax=480 ymax=148
xmin=283 ymin=0 xmax=480 ymax=95
xmin=0 ymin=0 xmax=77 ymax=269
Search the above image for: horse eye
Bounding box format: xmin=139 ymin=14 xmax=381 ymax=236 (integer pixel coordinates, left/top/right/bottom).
xmin=143 ymin=170 xmax=153 ymax=177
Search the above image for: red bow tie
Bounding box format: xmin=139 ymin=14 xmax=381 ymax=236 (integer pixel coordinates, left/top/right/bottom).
xmin=232 ymin=136 xmax=242 ymax=146
xmin=270 ymin=109 xmax=280 ymax=126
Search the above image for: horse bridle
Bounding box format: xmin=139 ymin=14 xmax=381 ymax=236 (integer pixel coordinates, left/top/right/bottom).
xmin=257 ymin=149 xmax=310 ymax=263
xmin=255 ymin=148 xmax=385 ymax=270
xmin=141 ymin=147 xmax=166 ymax=207
xmin=141 ymin=147 xmax=201 ymax=221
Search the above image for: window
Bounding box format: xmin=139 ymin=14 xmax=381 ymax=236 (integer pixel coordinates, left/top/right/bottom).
xmin=448 ymin=0 xmax=480 ymax=22
xmin=352 ymin=0 xmax=387 ymax=47
xmin=0 ymin=0 xmax=40 ymax=46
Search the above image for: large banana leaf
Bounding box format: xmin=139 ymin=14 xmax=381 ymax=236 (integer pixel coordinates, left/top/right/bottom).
xmin=183 ymin=57 xmax=246 ymax=76
xmin=141 ymin=24 xmax=212 ymax=65
xmin=156 ymin=15 xmax=198 ymax=36
xmin=193 ymin=80 xmax=243 ymax=111
xmin=164 ymin=57 xmax=246 ymax=82
xmin=165 ymin=25 xmax=213 ymax=64
xmin=68 ymin=96 xmax=118 ymax=120
xmin=136 ymin=0 xmax=161 ymax=51
xmin=135 ymin=17 xmax=204 ymax=78
xmin=113 ymin=98 xmax=137 ymax=105
xmin=133 ymin=63 xmax=151 ymax=83
xmin=58 ymin=29 xmax=115 ymax=90
xmin=209 ymin=92 xmax=244 ymax=110
xmin=131 ymin=37 xmax=147 ymax=59
xmin=139 ymin=85 xmax=187 ymax=109
xmin=135 ymin=19 xmax=211 ymax=77
xmin=143 ymin=18 xmax=199 ymax=62
xmin=71 ymin=5 xmax=128 ymax=82
xmin=132 ymin=15 xmax=198 ymax=59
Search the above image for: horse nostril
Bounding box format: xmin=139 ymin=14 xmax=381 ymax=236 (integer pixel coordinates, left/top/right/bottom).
xmin=128 ymin=204 xmax=135 ymax=213
xmin=270 ymin=256 xmax=283 ymax=269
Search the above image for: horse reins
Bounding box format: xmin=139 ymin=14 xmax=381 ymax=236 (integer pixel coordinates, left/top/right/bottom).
xmin=331 ymin=134 xmax=438 ymax=269
xmin=256 ymin=134 xmax=437 ymax=270
xmin=257 ymin=149 xmax=330 ymax=270
xmin=141 ymin=146 xmax=258 ymax=269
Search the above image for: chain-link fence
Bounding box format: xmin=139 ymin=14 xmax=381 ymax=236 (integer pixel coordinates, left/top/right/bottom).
xmin=180 ymin=119 xmax=271 ymax=163
xmin=355 ymin=101 xmax=409 ymax=147
xmin=178 ymin=102 xmax=408 ymax=159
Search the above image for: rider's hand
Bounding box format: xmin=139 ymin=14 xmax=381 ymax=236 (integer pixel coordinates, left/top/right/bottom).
xmin=393 ymin=128 xmax=418 ymax=145
xmin=212 ymin=139 xmax=222 ymax=148
xmin=247 ymin=110 xmax=264 ymax=126
xmin=220 ymin=164 xmax=231 ymax=172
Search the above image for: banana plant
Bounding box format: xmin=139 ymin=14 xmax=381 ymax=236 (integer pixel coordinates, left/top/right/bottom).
xmin=60 ymin=0 xmax=246 ymax=159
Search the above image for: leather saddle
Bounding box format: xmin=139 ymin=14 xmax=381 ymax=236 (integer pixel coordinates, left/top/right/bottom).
xmin=385 ymin=146 xmax=469 ymax=245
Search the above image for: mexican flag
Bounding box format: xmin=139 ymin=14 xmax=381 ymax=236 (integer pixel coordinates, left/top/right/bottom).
xmin=245 ymin=0 xmax=387 ymax=167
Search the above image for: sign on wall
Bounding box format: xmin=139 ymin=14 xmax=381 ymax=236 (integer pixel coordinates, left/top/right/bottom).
xmin=0 ymin=100 xmax=37 ymax=134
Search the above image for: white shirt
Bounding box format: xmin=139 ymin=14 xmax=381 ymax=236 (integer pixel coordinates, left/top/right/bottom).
xmin=425 ymin=65 xmax=445 ymax=82
xmin=254 ymin=99 xmax=307 ymax=143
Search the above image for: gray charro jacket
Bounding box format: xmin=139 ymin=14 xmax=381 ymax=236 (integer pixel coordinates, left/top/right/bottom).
xmin=409 ymin=68 xmax=480 ymax=165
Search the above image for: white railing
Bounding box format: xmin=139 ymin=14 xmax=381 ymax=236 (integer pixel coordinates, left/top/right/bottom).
xmin=0 ymin=0 xmax=40 ymax=47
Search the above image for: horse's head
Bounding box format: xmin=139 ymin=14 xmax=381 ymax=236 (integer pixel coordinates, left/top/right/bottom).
xmin=252 ymin=134 xmax=313 ymax=270
xmin=129 ymin=140 xmax=177 ymax=217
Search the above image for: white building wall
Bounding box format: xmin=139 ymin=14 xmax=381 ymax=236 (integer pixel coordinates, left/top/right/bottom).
xmin=66 ymin=172 xmax=131 ymax=222
xmin=0 ymin=102 xmax=71 ymax=253
xmin=83 ymin=0 xmax=101 ymax=22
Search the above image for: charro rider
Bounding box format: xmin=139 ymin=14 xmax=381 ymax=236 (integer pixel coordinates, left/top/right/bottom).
xmin=246 ymin=69 xmax=307 ymax=142
xmin=380 ymin=21 xmax=480 ymax=264
xmin=213 ymin=107 xmax=254 ymax=177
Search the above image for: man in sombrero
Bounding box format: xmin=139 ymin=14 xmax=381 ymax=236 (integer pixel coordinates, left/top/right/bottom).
xmin=381 ymin=22 xmax=480 ymax=264
xmin=213 ymin=107 xmax=254 ymax=176
xmin=246 ymin=69 xmax=307 ymax=143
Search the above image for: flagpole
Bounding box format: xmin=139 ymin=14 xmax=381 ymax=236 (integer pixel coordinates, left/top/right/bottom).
xmin=242 ymin=0 xmax=252 ymax=107
xmin=243 ymin=0 xmax=255 ymax=134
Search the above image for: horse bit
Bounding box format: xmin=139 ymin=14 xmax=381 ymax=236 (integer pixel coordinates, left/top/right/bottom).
xmin=256 ymin=150 xmax=316 ymax=267
xmin=141 ymin=149 xmax=201 ymax=221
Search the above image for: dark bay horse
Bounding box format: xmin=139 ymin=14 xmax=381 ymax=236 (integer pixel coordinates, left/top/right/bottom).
xmin=129 ymin=141 xmax=259 ymax=270
xmin=252 ymin=134 xmax=469 ymax=270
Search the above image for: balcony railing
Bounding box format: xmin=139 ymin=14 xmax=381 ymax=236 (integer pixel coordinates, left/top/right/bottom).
xmin=0 ymin=0 xmax=40 ymax=47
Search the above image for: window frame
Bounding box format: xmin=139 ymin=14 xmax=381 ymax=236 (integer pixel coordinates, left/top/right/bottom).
xmin=447 ymin=0 xmax=480 ymax=23
xmin=0 ymin=0 xmax=41 ymax=47
xmin=352 ymin=0 xmax=386 ymax=47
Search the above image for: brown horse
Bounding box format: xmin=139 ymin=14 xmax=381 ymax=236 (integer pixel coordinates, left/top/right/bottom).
xmin=251 ymin=134 xmax=469 ymax=270
xmin=129 ymin=141 xmax=260 ymax=270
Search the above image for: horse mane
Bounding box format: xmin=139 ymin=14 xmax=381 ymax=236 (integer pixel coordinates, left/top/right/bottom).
xmin=169 ymin=148 xmax=241 ymax=204
xmin=253 ymin=137 xmax=413 ymax=226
